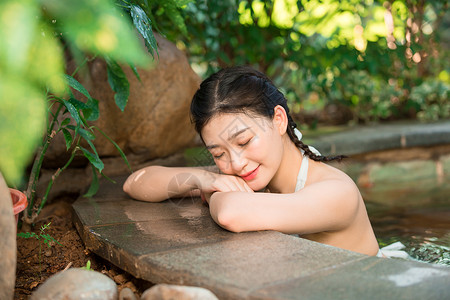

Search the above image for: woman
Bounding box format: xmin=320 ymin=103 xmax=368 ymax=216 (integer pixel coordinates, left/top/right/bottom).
xmin=123 ymin=66 xmax=380 ymax=256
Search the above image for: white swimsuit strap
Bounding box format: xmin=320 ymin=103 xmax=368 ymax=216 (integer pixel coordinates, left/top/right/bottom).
xmin=295 ymin=152 xmax=309 ymax=192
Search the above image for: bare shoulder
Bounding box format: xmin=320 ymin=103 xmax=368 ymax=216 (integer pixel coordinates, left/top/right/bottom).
xmin=304 ymin=161 xmax=361 ymax=205
xmin=312 ymin=160 xmax=358 ymax=188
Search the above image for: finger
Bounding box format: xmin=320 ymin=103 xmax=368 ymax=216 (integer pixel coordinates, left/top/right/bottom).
xmin=233 ymin=176 xmax=253 ymax=192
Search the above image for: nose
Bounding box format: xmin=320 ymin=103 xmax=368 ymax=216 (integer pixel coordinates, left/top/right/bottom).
xmin=229 ymin=150 xmax=248 ymax=173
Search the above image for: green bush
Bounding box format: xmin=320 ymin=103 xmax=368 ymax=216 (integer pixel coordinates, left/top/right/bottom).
xmin=409 ymin=79 xmax=450 ymax=121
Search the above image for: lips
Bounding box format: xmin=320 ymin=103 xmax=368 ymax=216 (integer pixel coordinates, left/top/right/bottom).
xmin=240 ymin=165 xmax=260 ymax=181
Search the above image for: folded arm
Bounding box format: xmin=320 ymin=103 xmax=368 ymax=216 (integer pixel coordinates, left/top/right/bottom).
xmin=208 ymin=179 xmax=360 ymax=235
xmin=123 ymin=165 xmax=253 ymax=202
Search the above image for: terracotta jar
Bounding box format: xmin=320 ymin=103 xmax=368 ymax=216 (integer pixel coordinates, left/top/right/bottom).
xmin=10 ymin=188 xmax=27 ymax=225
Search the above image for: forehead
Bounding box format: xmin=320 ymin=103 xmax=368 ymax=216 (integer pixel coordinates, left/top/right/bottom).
xmin=201 ymin=113 xmax=269 ymax=144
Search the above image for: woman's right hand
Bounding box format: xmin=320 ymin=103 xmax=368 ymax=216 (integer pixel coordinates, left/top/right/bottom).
xmin=197 ymin=171 xmax=254 ymax=194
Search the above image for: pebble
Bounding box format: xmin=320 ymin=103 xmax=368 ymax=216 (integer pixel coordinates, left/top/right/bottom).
xmin=31 ymin=268 xmax=117 ymax=300
xmin=141 ymin=284 xmax=219 ymax=300
xmin=119 ymin=287 xmax=137 ymax=300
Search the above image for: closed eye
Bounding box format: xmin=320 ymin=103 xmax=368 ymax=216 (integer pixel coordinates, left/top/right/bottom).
xmin=238 ymin=139 xmax=251 ymax=147
xmin=213 ymin=153 xmax=224 ymax=159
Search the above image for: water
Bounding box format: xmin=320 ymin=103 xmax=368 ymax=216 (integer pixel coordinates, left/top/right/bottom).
xmin=364 ymin=183 xmax=450 ymax=266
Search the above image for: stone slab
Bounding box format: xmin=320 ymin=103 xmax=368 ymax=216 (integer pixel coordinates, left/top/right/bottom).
xmin=137 ymin=232 xmax=365 ymax=299
xmin=250 ymin=257 xmax=450 ymax=300
xmin=73 ymin=153 xmax=450 ymax=300
xmin=73 ymin=196 xmax=210 ymax=226
xmin=313 ymin=120 xmax=450 ymax=156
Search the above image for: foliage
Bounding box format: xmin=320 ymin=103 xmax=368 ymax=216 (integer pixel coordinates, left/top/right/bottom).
xmin=0 ymin=0 xmax=188 ymax=224
xmin=0 ymin=0 xmax=143 ymax=186
xmin=17 ymin=222 xmax=61 ymax=248
xmin=17 ymin=222 xmax=61 ymax=274
xmin=175 ymin=0 xmax=449 ymax=125
xmin=80 ymin=260 xmax=92 ymax=271
xmin=409 ymin=79 xmax=450 ymax=121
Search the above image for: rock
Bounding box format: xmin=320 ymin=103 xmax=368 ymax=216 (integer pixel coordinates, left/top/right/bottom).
xmin=0 ymin=173 xmax=16 ymax=300
xmin=140 ymin=284 xmax=219 ymax=300
xmin=30 ymin=268 xmax=117 ymax=300
xmin=45 ymin=33 xmax=200 ymax=170
xmin=119 ymin=287 xmax=137 ymax=300
xmin=113 ymin=273 xmax=127 ymax=285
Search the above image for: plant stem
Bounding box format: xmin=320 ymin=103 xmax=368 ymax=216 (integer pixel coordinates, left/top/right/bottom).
xmin=39 ymin=240 xmax=42 ymax=278
xmin=25 ymin=103 xmax=64 ymax=220
xmin=36 ymin=139 xmax=79 ymax=216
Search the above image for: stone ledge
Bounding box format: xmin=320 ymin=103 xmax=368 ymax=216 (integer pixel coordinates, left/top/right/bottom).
xmin=73 ymin=176 xmax=450 ymax=300
xmin=312 ymin=120 xmax=450 ymax=156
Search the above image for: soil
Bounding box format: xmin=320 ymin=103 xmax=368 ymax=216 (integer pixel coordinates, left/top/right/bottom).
xmin=14 ymin=197 xmax=153 ymax=299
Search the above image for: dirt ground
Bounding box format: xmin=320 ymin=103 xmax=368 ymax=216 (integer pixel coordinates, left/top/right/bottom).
xmin=14 ymin=198 xmax=153 ymax=299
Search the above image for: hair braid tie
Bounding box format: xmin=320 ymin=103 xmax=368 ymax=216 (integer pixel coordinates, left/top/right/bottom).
xmin=294 ymin=128 xmax=322 ymax=156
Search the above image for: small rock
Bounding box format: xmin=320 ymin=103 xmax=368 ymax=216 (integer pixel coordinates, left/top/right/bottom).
xmin=123 ymin=281 xmax=137 ymax=293
xmin=114 ymin=273 xmax=127 ymax=285
xmin=44 ymin=248 xmax=52 ymax=257
xmin=119 ymin=287 xmax=137 ymax=300
xmin=140 ymin=284 xmax=219 ymax=300
xmin=30 ymin=268 xmax=117 ymax=300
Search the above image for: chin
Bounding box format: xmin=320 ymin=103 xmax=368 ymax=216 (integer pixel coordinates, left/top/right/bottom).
xmin=248 ymin=181 xmax=267 ymax=193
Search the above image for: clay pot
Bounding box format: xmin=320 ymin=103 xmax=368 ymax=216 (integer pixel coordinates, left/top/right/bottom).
xmin=10 ymin=189 xmax=27 ymax=226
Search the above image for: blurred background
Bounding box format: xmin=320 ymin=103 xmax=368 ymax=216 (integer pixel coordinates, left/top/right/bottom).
xmin=174 ymin=0 xmax=450 ymax=127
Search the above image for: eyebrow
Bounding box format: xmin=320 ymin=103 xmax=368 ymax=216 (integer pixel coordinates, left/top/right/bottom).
xmin=206 ymin=127 xmax=250 ymax=149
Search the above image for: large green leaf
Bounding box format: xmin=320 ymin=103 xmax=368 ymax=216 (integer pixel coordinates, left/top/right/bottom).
xmin=106 ymin=58 xmax=130 ymax=111
xmin=130 ymin=4 xmax=159 ymax=58
xmin=64 ymin=74 xmax=93 ymax=101
xmin=0 ymin=76 xmax=46 ymax=185
xmin=83 ymin=98 xmax=100 ymax=121
xmin=42 ymin=0 xmax=150 ymax=67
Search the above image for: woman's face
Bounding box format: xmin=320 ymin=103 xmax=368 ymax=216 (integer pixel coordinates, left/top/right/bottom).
xmin=201 ymin=112 xmax=284 ymax=191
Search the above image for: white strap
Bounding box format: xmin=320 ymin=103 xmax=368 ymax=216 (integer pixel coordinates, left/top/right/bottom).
xmin=295 ymin=154 xmax=309 ymax=192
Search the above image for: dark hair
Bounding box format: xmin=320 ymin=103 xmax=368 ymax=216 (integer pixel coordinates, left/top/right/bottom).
xmin=190 ymin=66 xmax=345 ymax=162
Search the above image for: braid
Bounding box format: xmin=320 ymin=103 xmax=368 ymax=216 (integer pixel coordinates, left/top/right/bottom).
xmin=286 ymin=118 xmax=347 ymax=163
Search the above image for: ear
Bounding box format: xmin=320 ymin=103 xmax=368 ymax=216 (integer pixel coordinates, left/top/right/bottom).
xmin=272 ymin=105 xmax=288 ymax=135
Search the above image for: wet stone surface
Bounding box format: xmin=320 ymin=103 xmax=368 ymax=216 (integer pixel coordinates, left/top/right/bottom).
xmin=73 ymin=175 xmax=450 ymax=300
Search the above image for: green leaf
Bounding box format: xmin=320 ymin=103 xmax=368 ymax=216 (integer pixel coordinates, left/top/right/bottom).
xmin=106 ymin=58 xmax=130 ymax=111
xmin=130 ymin=4 xmax=159 ymax=58
xmin=17 ymin=232 xmax=37 ymax=239
xmin=64 ymin=74 xmax=92 ymax=100
xmin=78 ymin=127 xmax=96 ymax=141
xmin=68 ymin=97 xmax=89 ymax=110
xmin=62 ymin=128 xmax=73 ymax=150
xmin=80 ymin=146 xmax=104 ymax=172
xmin=83 ymin=98 xmax=99 ymax=121
xmin=0 ymin=76 xmax=46 ymax=185
xmin=42 ymin=0 xmax=150 ymax=67
xmin=61 ymin=118 xmax=71 ymax=127
xmin=161 ymin=1 xmax=187 ymax=36
xmin=84 ymin=165 xmax=99 ymax=197
xmin=129 ymin=63 xmax=141 ymax=82
xmin=94 ymin=126 xmax=131 ymax=172
xmin=81 ymin=260 xmax=92 ymax=270
xmin=63 ymin=100 xmax=82 ymax=125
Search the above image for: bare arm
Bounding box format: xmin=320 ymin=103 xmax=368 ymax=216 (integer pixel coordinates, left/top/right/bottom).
xmin=123 ymin=165 xmax=253 ymax=202
xmin=208 ymin=179 xmax=359 ymax=235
